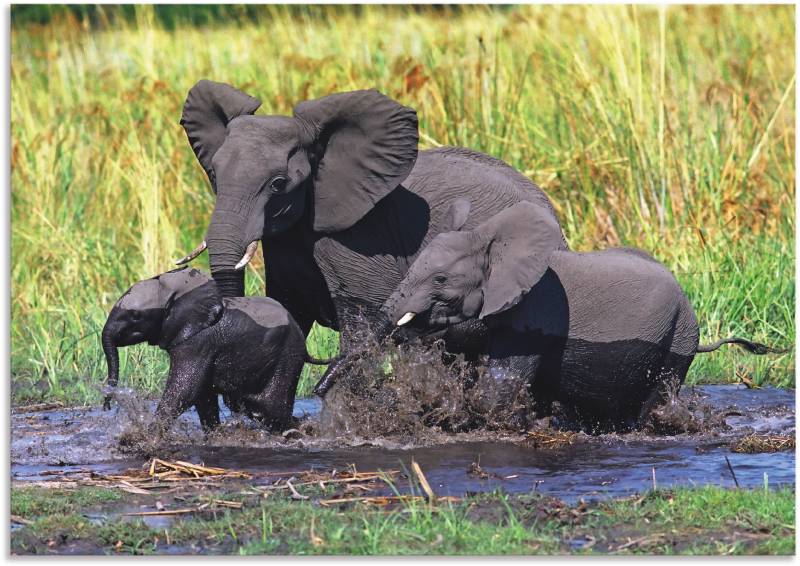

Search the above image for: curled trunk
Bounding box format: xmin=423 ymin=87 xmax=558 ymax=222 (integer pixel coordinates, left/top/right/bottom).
xmin=312 ymin=312 xmax=395 ymax=397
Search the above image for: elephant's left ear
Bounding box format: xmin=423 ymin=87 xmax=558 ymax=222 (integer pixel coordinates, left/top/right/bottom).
xmin=293 ymin=90 xmax=419 ymax=233
xmin=479 ymin=202 xmax=565 ymax=319
xmin=158 ymin=280 xmax=224 ymax=349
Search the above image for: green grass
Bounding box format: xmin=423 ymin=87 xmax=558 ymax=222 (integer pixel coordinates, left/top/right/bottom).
xmin=11 ymin=486 xmax=121 ymax=517
xmin=10 ymin=485 xmax=795 ymax=555
xmin=11 ymin=5 xmax=794 ymax=405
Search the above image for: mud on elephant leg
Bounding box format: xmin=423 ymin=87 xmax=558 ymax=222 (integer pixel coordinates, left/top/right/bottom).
xmin=239 ymin=391 xmax=296 ymax=432
xmin=194 ymin=387 xmax=221 ymax=432
xmin=151 ymin=357 xmax=212 ymax=440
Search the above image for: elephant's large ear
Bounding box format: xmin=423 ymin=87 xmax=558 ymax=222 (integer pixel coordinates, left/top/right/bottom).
xmin=158 ymin=271 xmax=224 ymax=349
xmin=479 ymin=202 xmax=565 ymax=318
xmin=180 ymin=80 xmax=262 ymax=186
xmin=293 ymin=90 xmax=419 ymax=233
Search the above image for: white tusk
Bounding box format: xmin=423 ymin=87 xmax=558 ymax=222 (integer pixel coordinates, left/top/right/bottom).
xmin=175 ymin=240 xmax=207 ymax=265
xmin=235 ymin=241 xmax=259 ymax=270
xmin=396 ymin=312 xmax=416 ymax=326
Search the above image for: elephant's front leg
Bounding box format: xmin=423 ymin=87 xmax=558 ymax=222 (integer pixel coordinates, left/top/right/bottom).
xmin=152 ymin=352 xmax=212 ymax=439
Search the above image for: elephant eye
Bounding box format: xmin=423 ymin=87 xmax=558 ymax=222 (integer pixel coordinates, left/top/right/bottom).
xmin=433 ymin=275 xmax=448 ymax=285
xmin=270 ymin=176 xmax=287 ymax=193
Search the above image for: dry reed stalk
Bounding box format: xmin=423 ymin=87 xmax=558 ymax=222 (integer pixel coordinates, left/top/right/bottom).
xmin=255 ymin=471 xmax=399 ymax=492
xmin=411 ymin=460 xmax=436 ymax=503
xmin=318 ymin=495 xmax=460 ymax=507
xmin=525 ymin=430 xmax=579 ymax=449
xmin=731 ymin=434 xmax=795 ymax=454
xmin=146 ymin=458 xmax=251 ymax=480
xmin=124 ymin=508 xmax=197 ymax=517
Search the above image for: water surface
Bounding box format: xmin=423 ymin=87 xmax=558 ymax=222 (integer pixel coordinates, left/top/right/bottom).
xmin=11 ymin=385 xmax=794 ymax=502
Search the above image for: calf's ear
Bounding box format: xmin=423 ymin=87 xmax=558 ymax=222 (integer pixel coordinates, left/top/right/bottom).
xmin=478 ymin=202 xmax=565 ymax=318
xmin=441 ymin=198 xmax=471 ymax=232
xmin=158 ymin=279 xmax=224 ymax=349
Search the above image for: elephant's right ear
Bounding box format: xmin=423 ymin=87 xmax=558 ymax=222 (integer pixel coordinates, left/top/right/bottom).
xmin=158 ymin=278 xmax=224 ymax=349
xmin=441 ymin=198 xmax=472 ymax=232
xmin=479 ymin=202 xmax=565 ymax=318
xmin=293 ymin=90 xmax=419 ymax=233
xmin=180 ymin=80 xmax=262 ymax=186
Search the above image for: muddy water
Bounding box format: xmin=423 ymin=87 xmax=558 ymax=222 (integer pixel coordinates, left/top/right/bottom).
xmin=11 ymin=386 xmax=795 ymax=502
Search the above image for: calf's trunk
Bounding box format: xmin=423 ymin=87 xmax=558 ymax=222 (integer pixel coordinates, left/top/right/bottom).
xmin=102 ymin=326 xmax=119 ymax=410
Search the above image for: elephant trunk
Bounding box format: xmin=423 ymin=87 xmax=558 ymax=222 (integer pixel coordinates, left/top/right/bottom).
xmin=372 ymin=310 xmax=395 ymax=342
xmin=206 ymin=197 xmax=252 ymax=297
xmin=101 ymin=323 xmax=119 ymax=410
xmin=211 ymin=269 xmax=245 ymax=298
xmin=381 ymin=285 xmax=428 ymax=328
xmin=313 ymin=301 xmax=412 ymax=398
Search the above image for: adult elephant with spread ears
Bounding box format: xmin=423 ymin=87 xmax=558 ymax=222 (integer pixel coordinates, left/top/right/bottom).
xmin=175 ymin=80 xmax=567 ymax=393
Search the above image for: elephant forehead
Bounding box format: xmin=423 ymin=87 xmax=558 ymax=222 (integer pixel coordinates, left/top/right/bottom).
xmin=227 ymin=115 xmax=299 ymax=146
xmin=159 ymin=269 xmax=213 ymax=299
xmin=415 ymin=234 xmax=473 ymax=272
xmin=116 ymin=279 xmax=162 ymax=310
xmin=223 ymin=296 xmax=289 ymax=328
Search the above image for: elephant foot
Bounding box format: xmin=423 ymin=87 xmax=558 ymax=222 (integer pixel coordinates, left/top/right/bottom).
xmin=101 ymin=385 xmax=117 ymax=410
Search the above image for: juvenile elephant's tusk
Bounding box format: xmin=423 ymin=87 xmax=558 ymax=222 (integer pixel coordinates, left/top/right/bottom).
xmin=397 ymin=312 xmax=416 ymax=326
xmin=175 ymin=240 xmax=207 ymax=265
xmin=235 ymin=241 xmax=259 ymax=270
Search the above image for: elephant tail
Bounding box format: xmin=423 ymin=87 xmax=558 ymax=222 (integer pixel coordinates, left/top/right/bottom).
xmin=696 ymin=337 xmax=785 ymax=355
xmin=305 ymin=354 xmax=335 ymax=365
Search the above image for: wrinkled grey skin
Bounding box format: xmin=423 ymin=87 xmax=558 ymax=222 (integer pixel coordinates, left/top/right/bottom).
xmin=178 ymin=81 xmax=566 ymax=395
xmin=384 ymin=201 xmax=771 ymax=431
xmin=102 ymin=268 xmax=328 ymax=436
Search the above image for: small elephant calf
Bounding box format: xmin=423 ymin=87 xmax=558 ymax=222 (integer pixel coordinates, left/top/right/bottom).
xmin=384 ymin=201 xmax=774 ymax=431
xmin=102 ymin=267 xmax=330 ymax=435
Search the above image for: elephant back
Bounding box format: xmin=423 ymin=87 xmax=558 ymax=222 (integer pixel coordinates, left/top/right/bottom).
xmin=223 ymin=296 xmax=291 ymax=329
xmin=538 ymin=248 xmax=686 ymax=345
xmin=406 ymin=147 xmax=563 ymax=235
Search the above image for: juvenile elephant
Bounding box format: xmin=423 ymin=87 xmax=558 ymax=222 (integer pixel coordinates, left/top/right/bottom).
xmin=174 ymin=81 xmax=566 ymax=394
xmin=384 ymin=201 xmax=773 ymax=431
xmin=101 ymin=268 xmax=330 ymax=435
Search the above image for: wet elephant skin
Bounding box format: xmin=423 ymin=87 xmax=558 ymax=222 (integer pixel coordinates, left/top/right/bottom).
xmin=102 ymin=269 xmax=312 ymax=436
xmin=385 ymin=202 xmax=704 ymax=432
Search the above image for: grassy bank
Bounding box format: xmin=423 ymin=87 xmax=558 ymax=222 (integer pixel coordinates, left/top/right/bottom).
xmin=11 ymin=5 xmax=794 ymax=405
xmin=10 ymin=484 xmax=795 ymax=555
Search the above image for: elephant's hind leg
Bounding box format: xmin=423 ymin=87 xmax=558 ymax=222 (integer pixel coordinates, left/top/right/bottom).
xmin=635 ymin=351 xmax=695 ymax=428
xmin=195 ymin=387 xmax=221 ymax=432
